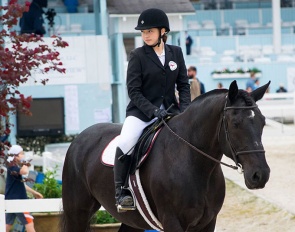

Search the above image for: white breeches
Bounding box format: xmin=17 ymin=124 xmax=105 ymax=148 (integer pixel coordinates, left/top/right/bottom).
xmin=117 ymin=116 xmax=157 ymax=155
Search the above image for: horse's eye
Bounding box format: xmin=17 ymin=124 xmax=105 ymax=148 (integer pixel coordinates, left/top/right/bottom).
xmin=232 ymin=119 xmax=240 ymax=128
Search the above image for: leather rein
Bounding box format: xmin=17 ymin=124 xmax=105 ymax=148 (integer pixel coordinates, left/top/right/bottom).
xmin=161 ymin=97 xmax=266 ymax=171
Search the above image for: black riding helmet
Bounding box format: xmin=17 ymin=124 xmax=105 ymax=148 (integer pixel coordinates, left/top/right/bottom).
xmin=135 ymin=8 xmax=170 ymax=32
xmin=135 ymin=8 xmax=170 ymax=47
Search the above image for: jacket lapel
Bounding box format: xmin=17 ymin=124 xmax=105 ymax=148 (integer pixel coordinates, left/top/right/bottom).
xmin=144 ymin=45 xmax=165 ymax=70
xmin=164 ymin=44 xmax=173 ymax=69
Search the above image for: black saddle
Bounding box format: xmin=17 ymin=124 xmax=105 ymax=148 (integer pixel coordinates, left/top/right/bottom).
xmin=129 ymin=117 xmax=172 ymax=174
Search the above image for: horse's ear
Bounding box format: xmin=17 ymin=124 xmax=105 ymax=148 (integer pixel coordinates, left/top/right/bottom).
xmin=250 ymin=81 xmax=271 ymax=102
xmin=228 ymin=80 xmax=239 ymax=102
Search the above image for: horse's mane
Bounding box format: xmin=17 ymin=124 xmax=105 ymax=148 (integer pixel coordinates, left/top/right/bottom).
xmin=186 ymin=89 xmax=227 ymax=115
xmin=191 ymin=88 xmax=253 ymax=107
xmin=191 ymin=89 xmax=227 ymax=105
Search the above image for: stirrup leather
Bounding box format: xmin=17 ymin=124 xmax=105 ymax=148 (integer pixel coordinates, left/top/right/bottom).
xmin=116 ymin=187 xmax=136 ymax=213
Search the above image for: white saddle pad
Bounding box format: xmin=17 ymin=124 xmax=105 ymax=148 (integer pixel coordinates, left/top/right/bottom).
xmin=101 ymin=136 xmax=120 ymax=166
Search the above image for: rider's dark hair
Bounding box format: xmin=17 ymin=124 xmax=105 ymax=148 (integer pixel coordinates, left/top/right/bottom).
xmin=162 ymin=33 xmax=167 ymax=43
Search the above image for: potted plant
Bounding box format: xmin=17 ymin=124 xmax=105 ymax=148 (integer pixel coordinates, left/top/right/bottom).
xmin=90 ymin=210 xmax=121 ymax=232
xmin=31 ymin=166 xmax=62 ymax=232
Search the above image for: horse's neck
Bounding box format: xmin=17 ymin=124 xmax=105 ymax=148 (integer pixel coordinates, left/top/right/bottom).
xmin=182 ymin=97 xmax=223 ymax=135
xmin=175 ymin=97 xmax=224 ymax=159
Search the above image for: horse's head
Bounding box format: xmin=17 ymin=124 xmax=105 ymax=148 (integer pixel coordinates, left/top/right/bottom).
xmin=221 ymin=80 xmax=270 ymax=189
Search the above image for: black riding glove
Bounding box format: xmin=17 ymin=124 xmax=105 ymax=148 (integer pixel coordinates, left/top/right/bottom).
xmin=153 ymin=108 xmax=168 ymax=119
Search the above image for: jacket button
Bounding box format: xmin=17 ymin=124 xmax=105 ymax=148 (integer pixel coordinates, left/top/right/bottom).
xmin=162 ymin=72 xmax=165 ymax=75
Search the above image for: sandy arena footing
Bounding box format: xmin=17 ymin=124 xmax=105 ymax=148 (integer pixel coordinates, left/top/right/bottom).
xmin=222 ymin=123 xmax=295 ymax=215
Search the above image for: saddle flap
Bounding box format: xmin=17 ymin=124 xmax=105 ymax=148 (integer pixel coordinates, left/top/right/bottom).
xmin=100 ymin=129 xmax=162 ymax=168
xmin=101 ymin=119 xmax=165 ymax=169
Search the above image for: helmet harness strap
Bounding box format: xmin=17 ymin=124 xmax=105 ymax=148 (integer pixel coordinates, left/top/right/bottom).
xmin=150 ymin=28 xmax=164 ymax=47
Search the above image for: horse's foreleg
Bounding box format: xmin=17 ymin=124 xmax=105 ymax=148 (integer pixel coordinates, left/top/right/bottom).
xmin=199 ymin=217 xmax=216 ymax=232
xmin=162 ymin=217 xmax=185 ymax=232
xmin=187 ymin=217 xmax=216 ymax=232
xmin=118 ymin=223 xmax=145 ymax=232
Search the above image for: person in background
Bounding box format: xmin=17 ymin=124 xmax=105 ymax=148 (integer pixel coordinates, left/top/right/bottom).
xmin=19 ymin=0 xmax=48 ymax=36
xmin=276 ymin=83 xmax=287 ymax=93
xmin=113 ymin=8 xmax=190 ymax=212
xmin=185 ymin=31 xmax=193 ymax=55
xmin=254 ymin=78 xmax=260 ymax=89
xmin=217 ymin=82 xmax=223 ymax=89
xmin=246 ymin=86 xmax=252 ymax=93
xmin=188 ymin=68 xmax=200 ymax=101
xmin=5 ymin=145 xmax=43 ymax=232
xmin=187 ymin=66 xmax=205 ymax=100
xmin=245 ymin=72 xmax=256 ymax=92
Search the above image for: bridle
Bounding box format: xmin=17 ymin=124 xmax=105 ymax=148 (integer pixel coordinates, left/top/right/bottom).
xmin=161 ymin=96 xmax=265 ymax=172
xmin=221 ymin=96 xmax=265 ymax=170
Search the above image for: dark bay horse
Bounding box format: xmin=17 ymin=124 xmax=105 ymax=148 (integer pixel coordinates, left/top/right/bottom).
xmin=61 ymin=80 xmax=270 ymax=232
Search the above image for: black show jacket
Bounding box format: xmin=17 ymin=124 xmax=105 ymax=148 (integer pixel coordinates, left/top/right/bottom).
xmin=126 ymin=44 xmax=191 ymax=122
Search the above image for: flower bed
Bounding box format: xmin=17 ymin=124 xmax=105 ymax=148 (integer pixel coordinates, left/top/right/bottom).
xmin=212 ymin=72 xmax=262 ymax=79
xmin=211 ymin=67 xmax=262 ymax=79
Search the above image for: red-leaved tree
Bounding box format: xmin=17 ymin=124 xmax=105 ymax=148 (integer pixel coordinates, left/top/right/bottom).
xmin=0 ymin=0 xmax=68 ymax=156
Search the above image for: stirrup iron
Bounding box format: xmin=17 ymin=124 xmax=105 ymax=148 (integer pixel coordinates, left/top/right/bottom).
xmin=116 ymin=187 xmax=136 ymax=213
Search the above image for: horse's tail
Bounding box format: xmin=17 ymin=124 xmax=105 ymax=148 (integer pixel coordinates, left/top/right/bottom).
xmin=59 ymin=139 xmax=99 ymax=232
xmin=59 ymin=204 xmax=96 ymax=232
xmin=59 ymin=212 xmax=91 ymax=232
xmin=59 ymin=212 xmax=67 ymax=232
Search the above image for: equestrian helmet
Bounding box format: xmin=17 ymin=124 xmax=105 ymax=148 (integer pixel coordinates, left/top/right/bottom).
xmin=135 ymin=8 xmax=170 ymax=32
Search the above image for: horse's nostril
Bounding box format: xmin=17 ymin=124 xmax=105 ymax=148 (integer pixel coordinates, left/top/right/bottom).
xmin=252 ymin=171 xmax=261 ymax=182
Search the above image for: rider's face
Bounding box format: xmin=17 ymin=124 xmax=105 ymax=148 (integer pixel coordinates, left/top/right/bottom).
xmin=141 ymin=28 xmax=160 ymax=46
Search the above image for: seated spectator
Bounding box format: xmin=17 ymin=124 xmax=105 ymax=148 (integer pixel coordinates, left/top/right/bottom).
xmin=276 ymin=83 xmax=287 ymax=93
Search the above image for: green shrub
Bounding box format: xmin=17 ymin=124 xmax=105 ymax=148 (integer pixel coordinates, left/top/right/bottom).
xmin=91 ymin=210 xmax=119 ymax=224
xmin=33 ymin=166 xmax=62 ymax=198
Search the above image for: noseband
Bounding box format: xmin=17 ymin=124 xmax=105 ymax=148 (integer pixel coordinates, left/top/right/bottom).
xmin=222 ymin=97 xmax=266 ymax=169
xmin=162 ymin=96 xmax=265 ymax=171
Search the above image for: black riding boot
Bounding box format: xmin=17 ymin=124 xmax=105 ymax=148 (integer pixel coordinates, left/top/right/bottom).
xmin=114 ymin=147 xmax=134 ymax=211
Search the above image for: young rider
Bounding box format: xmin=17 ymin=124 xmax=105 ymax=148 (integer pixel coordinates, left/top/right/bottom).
xmin=114 ymin=8 xmax=191 ymax=212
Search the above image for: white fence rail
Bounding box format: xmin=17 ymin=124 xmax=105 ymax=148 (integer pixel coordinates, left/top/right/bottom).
xmin=0 ymin=195 xmax=62 ymax=231
xmin=258 ymin=92 xmax=295 ymax=123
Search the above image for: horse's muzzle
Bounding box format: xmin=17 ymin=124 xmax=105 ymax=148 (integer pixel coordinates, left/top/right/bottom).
xmin=244 ymin=166 xmax=270 ymax=189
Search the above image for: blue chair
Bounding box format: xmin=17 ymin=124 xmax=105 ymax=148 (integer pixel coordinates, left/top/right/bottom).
xmin=64 ymin=0 xmax=78 ymax=13
xmin=35 ymin=172 xmax=45 ymax=184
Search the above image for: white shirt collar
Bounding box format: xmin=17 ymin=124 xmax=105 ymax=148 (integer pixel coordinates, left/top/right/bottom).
xmin=157 ymin=49 xmax=165 ymax=66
